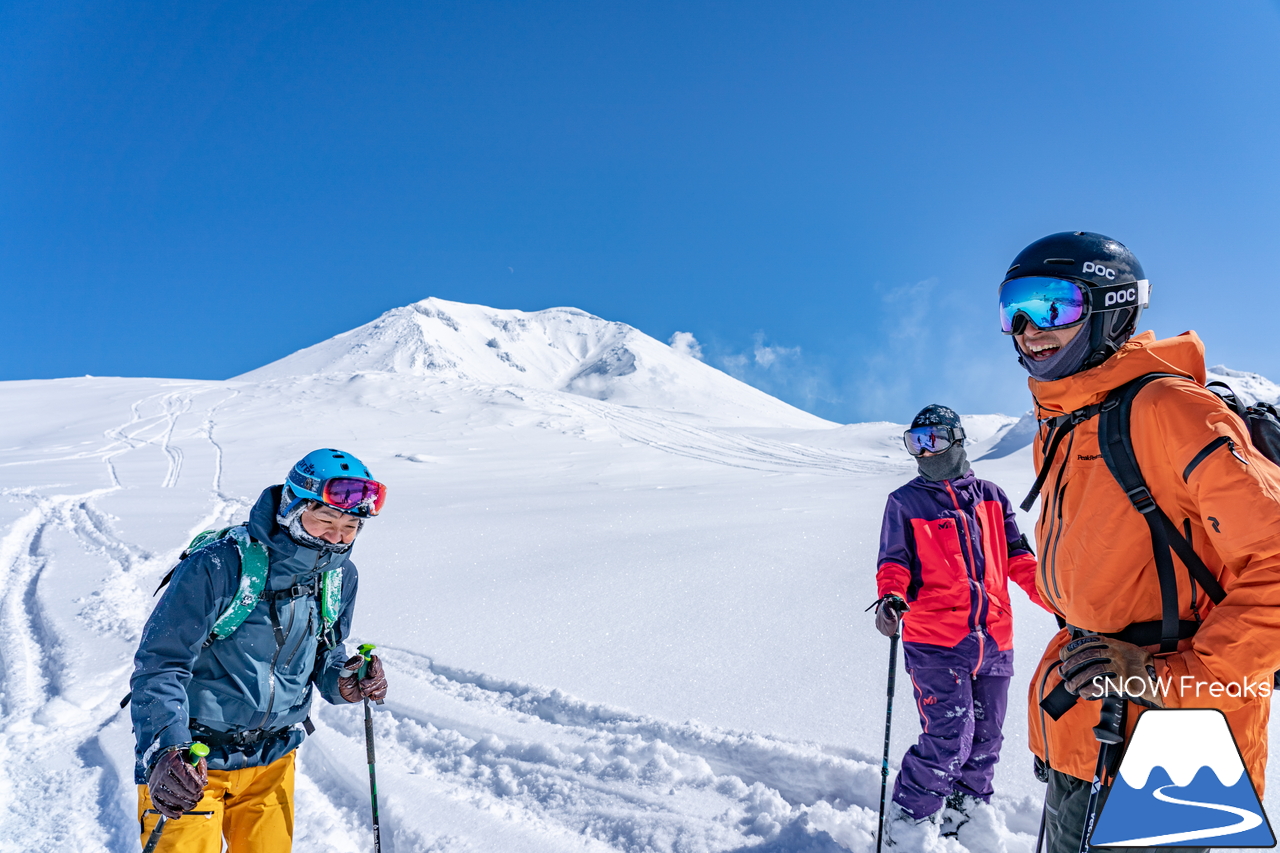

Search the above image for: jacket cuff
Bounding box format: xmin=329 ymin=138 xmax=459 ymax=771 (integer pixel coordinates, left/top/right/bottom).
xmin=876 ymin=562 xmax=910 ymax=600
xmin=143 ymin=723 xmax=193 ymax=773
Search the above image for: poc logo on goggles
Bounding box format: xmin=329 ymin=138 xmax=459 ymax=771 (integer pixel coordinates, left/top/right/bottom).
xmin=1105 ymin=287 xmax=1138 ymax=307
xmin=1083 ymin=261 xmax=1117 ymax=279
xmin=1094 ymin=279 xmax=1150 ymax=311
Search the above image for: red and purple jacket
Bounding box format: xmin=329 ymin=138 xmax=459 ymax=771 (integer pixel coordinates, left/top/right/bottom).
xmin=876 ymin=470 xmax=1045 ymax=655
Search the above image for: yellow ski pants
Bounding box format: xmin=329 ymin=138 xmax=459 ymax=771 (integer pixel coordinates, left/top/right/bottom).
xmin=137 ymin=751 xmax=295 ymax=852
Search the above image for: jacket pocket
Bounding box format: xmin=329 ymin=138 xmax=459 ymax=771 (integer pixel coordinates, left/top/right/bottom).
xmin=1183 ymin=435 xmax=1235 ymax=482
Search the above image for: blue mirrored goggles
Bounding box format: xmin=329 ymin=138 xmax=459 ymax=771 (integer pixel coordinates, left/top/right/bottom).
xmin=904 ymin=425 xmax=965 ymax=457
xmin=999 ymin=277 xmax=1149 ymax=335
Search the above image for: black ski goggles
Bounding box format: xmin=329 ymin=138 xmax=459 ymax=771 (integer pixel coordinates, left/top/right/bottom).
xmin=903 ymin=425 xmax=965 ymax=457
xmin=999 ymin=277 xmax=1149 ymax=335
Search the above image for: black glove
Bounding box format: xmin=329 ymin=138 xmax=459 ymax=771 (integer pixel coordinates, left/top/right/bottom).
xmin=339 ymin=654 xmax=388 ymax=703
xmin=1058 ymin=635 xmax=1164 ymax=709
xmin=147 ymin=746 xmax=208 ymax=819
xmin=874 ymin=595 xmax=909 ymax=638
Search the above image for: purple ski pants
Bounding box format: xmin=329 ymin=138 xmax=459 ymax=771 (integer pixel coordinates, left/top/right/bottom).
xmin=892 ymin=661 xmax=1011 ymax=819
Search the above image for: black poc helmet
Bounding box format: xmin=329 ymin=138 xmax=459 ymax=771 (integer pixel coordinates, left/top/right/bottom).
xmin=1003 ymin=231 xmax=1149 ymax=369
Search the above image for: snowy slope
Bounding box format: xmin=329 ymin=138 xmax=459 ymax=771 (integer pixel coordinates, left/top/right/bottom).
xmin=2 ymin=302 xmax=1274 ymax=853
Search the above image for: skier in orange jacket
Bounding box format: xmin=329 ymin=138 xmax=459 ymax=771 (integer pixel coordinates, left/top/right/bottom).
xmin=999 ymin=231 xmax=1280 ymax=852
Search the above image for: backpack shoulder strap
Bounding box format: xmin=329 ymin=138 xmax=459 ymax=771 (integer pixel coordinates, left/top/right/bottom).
xmin=208 ymin=526 xmax=270 ymax=642
xmin=1097 ymin=373 xmax=1228 ymax=653
xmin=1206 ymin=380 xmax=1249 ymax=420
xmin=1019 ymin=399 xmax=1114 ymax=512
xmin=153 ymin=525 xmax=236 ymax=595
xmin=318 ymin=566 xmax=344 ymax=646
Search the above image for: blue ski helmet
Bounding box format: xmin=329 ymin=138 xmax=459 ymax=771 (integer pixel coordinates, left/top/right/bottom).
xmin=282 ymin=449 xmax=386 ymax=518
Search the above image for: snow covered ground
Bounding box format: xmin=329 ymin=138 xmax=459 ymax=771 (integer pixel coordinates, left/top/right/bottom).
xmin=0 ymin=298 xmax=1273 ymax=852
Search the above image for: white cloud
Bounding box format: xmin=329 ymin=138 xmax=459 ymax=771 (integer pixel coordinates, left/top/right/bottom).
xmin=710 ymin=331 xmax=840 ymax=419
xmin=752 ymin=332 xmax=800 ymax=368
xmin=668 ymin=331 xmax=704 ymax=360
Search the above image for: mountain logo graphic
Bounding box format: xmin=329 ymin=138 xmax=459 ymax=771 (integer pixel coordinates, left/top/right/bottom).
xmin=1091 ymin=708 xmax=1275 ymax=847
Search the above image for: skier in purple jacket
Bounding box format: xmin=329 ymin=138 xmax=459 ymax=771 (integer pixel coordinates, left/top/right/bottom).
xmin=873 ymin=404 xmax=1046 ymax=848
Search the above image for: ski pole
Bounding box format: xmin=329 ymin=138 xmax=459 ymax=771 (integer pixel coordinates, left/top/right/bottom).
xmin=1078 ymin=694 xmax=1124 ymax=853
xmin=357 ymin=642 xmax=383 ymax=853
xmin=1034 ymin=755 xmax=1049 ymax=853
xmin=876 ymin=626 xmax=900 ymax=853
xmin=142 ymin=742 xmax=210 ymax=853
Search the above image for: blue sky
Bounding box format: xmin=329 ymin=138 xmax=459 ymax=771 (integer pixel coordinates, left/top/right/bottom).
xmin=3 ymin=1 xmax=1279 ymax=423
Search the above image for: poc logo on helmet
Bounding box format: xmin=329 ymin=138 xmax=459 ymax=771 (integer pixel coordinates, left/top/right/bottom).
xmin=1083 ymin=261 xmax=1116 ymax=279
xmin=1105 ymin=287 xmax=1139 ymax=307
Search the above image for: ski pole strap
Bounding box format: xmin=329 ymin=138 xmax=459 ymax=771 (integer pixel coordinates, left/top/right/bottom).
xmin=1040 ymin=681 xmax=1078 ymax=722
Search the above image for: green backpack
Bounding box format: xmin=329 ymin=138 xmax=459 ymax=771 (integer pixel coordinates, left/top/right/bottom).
xmin=172 ymin=524 xmax=344 ymax=643
xmin=120 ymin=525 xmax=345 ymax=711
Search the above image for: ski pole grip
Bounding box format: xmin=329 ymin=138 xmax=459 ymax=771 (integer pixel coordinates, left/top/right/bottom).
xmin=357 ymin=643 xmax=376 ymax=679
xmin=1092 ymin=695 xmax=1125 ymax=745
xmin=357 ymin=642 xmax=385 ymax=705
xmin=187 ymin=742 xmax=210 ymax=764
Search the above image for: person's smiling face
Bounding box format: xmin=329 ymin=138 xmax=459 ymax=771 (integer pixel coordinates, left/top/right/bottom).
xmin=1015 ymin=321 xmax=1083 ymax=363
xmin=300 ymin=503 xmax=361 ymax=544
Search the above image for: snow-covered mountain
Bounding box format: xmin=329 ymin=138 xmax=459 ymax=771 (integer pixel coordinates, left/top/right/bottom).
xmin=1206 ymin=365 xmax=1280 ymax=406
xmin=2 ymin=300 xmax=1277 ymax=853
xmin=239 ymin=297 xmax=829 ymax=429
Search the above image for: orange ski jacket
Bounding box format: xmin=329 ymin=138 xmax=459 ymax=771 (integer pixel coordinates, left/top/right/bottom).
xmin=1025 ymin=331 xmax=1280 ymax=791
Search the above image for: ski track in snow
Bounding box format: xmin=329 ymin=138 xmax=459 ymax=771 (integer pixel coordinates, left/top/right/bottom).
xmin=595 ymin=408 xmax=891 ymax=476
xmin=515 ymin=390 xmax=904 ymax=477
xmin=0 ymin=390 xmax=252 ymax=852
xmin=0 ymin=386 xmax=1032 ymax=853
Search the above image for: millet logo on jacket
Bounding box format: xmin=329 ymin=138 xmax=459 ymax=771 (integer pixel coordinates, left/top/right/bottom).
xmin=937 ymin=521 xmax=954 ymax=530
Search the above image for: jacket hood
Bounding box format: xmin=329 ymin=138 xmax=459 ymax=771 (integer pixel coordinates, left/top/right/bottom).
xmin=246 ymin=485 xmax=352 ymax=578
xmin=1028 ymin=330 xmax=1207 ymax=416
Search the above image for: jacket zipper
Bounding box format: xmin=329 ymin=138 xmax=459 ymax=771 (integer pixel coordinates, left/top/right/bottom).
xmin=1037 ymin=664 xmax=1056 ymax=769
xmin=945 ymin=480 xmax=988 ymax=675
xmin=255 ymin=552 xmax=332 ymax=730
xmin=284 ymin=607 xmax=313 ymax=669
xmin=249 ymin=594 xmax=293 ymax=727
xmin=1044 ymin=432 xmax=1075 ymax=613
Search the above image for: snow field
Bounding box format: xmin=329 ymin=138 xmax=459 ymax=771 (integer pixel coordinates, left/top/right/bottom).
xmin=4 ymin=303 xmax=1273 ymax=852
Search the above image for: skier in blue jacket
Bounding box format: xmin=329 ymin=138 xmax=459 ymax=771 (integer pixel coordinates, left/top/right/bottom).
xmin=130 ymin=449 xmax=389 ymax=851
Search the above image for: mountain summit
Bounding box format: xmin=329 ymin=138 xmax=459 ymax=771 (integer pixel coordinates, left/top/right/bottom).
xmin=237 ymin=297 xmax=830 ymax=428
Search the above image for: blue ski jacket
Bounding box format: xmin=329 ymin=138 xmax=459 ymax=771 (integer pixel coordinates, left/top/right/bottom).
xmin=130 ymin=485 xmax=359 ymax=782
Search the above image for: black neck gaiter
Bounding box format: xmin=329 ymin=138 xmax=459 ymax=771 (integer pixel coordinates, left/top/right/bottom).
xmin=1016 ymin=323 xmax=1094 ymax=381
xmin=917 ymin=444 xmax=969 ymax=482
